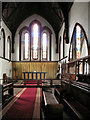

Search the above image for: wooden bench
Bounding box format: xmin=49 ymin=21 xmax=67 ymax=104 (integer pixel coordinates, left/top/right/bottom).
xmin=54 ymin=80 xmax=70 ymax=103
xmin=1 ymin=83 xmax=14 ymax=108
xmin=43 ymin=88 xmax=64 ymax=120
xmin=56 ymin=79 xmax=90 ymax=120
xmin=63 ymin=97 xmax=90 ymax=120
xmin=78 ymin=74 xmax=90 ymax=84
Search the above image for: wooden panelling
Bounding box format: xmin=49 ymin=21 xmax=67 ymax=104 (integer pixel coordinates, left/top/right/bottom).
xmin=12 ymin=62 xmax=58 ymax=79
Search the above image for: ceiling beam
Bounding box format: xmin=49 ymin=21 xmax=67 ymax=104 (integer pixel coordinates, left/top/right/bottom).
xmin=6 ymin=3 xmax=21 ymax=21
xmin=48 ymin=2 xmax=62 ymax=22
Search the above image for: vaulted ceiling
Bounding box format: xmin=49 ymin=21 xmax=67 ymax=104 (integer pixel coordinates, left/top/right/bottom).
xmin=2 ymin=2 xmax=73 ymax=52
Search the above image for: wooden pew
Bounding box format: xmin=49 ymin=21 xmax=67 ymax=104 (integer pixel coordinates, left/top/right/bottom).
xmin=42 ymin=88 xmax=64 ymax=120
xmin=1 ymin=83 xmax=14 ymax=108
xmin=77 ymin=74 xmax=90 ymax=84
xmin=56 ymin=78 xmax=90 ymax=120
xmin=54 ymin=74 xmax=74 ymax=103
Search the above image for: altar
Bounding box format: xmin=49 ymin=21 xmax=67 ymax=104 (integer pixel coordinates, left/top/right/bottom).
xmin=22 ymin=72 xmax=47 ymax=80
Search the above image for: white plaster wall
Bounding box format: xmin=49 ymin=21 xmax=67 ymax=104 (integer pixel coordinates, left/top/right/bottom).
xmin=59 ymin=2 xmax=88 ymax=63
xmin=52 ymin=33 xmax=59 ymax=61
xmin=0 ymin=58 xmax=12 ymax=84
xmin=12 ymin=14 xmax=59 ymax=61
xmin=0 ymin=58 xmax=12 ymax=78
xmin=0 ymin=20 xmax=12 ymax=60
xmin=0 ymin=59 xmax=2 ymax=80
xmin=68 ymin=2 xmax=88 ymax=56
xmin=81 ymin=39 xmax=88 ymax=58
xmin=0 ymin=20 xmax=12 ymax=84
xmin=59 ymin=23 xmax=65 ymax=60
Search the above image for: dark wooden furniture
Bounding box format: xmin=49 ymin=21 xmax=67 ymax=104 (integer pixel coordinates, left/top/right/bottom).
xmin=22 ymin=72 xmax=47 ymax=85
xmin=22 ymin=72 xmax=47 ymax=80
xmin=55 ymin=79 xmax=90 ymax=120
xmin=42 ymin=88 xmax=64 ymax=120
xmin=57 ymin=55 xmax=90 ymax=119
xmin=1 ymin=83 xmax=14 ymax=107
xmin=77 ymin=74 xmax=90 ymax=84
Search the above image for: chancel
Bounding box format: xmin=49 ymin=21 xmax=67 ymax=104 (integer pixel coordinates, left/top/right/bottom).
xmin=0 ymin=1 xmax=90 ymax=120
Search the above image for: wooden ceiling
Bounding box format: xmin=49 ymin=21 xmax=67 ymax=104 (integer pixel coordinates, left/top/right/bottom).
xmin=2 ymin=2 xmax=73 ymax=52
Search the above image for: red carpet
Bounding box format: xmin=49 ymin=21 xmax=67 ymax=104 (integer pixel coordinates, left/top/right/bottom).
xmin=26 ymin=80 xmax=42 ymax=84
xmin=2 ymin=88 xmax=37 ymax=120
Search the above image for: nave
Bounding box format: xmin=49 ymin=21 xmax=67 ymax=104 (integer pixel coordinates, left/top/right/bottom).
xmin=0 ymin=1 xmax=90 ymax=120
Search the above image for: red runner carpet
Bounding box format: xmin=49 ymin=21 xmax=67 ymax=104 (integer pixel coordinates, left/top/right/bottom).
xmin=2 ymin=88 xmax=37 ymax=120
xmin=26 ymin=80 xmax=42 ymax=84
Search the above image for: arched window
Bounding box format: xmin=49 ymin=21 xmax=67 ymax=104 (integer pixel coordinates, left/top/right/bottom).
xmin=76 ymin=25 xmax=81 ymax=59
xmin=0 ymin=28 xmax=5 ymax=58
xmin=42 ymin=32 xmax=47 ymax=60
xmin=24 ymin=33 xmax=29 ymax=60
xmin=19 ymin=20 xmax=52 ymax=61
xmin=30 ymin=22 xmax=41 ymax=61
xmin=20 ymin=26 xmax=30 ymax=61
xmin=69 ymin=23 xmax=88 ymax=61
xmin=32 ymin=24 xmax=39 ymax=60
xmin=41 ymin=26 xmax=52 ymax=61
xmin=7 ymin=36 xmax=11 ymax=60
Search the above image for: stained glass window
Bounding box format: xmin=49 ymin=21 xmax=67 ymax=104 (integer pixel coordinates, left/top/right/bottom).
xmin=76 ymin=25 xmax=81 ymax=59
xmin=33 ymin=24 xmax=38 ymax=59
xmin=24 ymin=33 xmax=29 ymax=59
xmin=20 ymin=20 xmax=51 ymax=61
xmin=42 ymin=33 xmax=47 ymax=59
xmin=69 ymin=23 xmax=88 ymax=62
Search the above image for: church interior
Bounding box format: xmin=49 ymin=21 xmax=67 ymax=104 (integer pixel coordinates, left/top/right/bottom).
xmin=0 ymin=1 xmax=90 ymax=120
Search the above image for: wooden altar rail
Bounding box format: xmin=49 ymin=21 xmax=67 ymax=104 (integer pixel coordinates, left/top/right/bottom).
xmin=13 ymin=84 xmax=61 ymax=88
xmin=0 ymin=79 xmax=61 ymax=88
